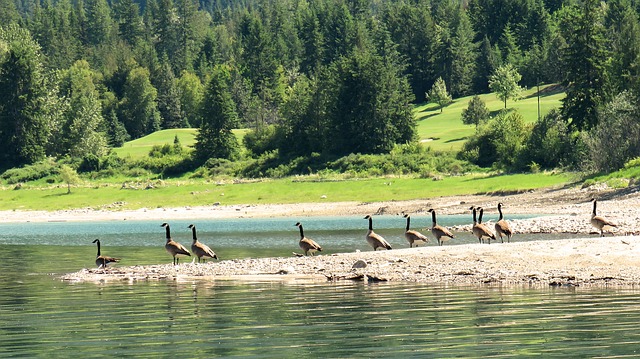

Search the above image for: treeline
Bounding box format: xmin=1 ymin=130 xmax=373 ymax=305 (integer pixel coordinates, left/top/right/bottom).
xmin=2 ymin=0 xmax=640 ymax=176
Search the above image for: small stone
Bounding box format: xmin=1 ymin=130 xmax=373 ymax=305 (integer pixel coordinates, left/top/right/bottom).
xmin=352 ymin=260 xmax=367 ymax=269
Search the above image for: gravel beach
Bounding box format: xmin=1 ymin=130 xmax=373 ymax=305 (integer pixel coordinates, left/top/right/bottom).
xmin=52 ymin=183 xmax=640 ymax=287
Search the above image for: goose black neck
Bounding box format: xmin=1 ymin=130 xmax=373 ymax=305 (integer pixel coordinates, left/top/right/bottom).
xmin=368 ymin=216 xmax=373 ymax=230
xmin=95 ymin=240 xmax=101 ymax=256
xmin=405 ymin=216 xmax=410 ymax=231
xmin=298 ymin=224 xmax=304 ymax=238
xmin=498 ymin=204 xmax=504 ymax=220
xmin=430 ymin=210 xmax=437 ymax=225
xmin=191 ymin=226 xmax=197 ymax=241
xmin=164 ymin=225 xmax=171 ymax=239
xmin=479 ymin=208 xmax=484 ymax=224
xmin=472 ymin=208 xmax=477 ymax=224
xmin=592 ymin=200 xmax=597 ymax=215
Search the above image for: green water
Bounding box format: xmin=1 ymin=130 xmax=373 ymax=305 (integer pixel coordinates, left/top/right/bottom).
xmin=1 ymin=217 xmax=638 ymax=357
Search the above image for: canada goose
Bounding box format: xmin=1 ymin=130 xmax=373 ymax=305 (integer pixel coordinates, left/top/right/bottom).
xmin=364 ymin=215 xmax=392 ymax=251
xmin=470 ymin=206 xmax=496 ymax=244
xmin=495 ymin=202 xmax=513 ymax=243
xmin=92 ymin=239 xmax=120 ymax=269
xmin=161 ymin=222 xmax=191 ymax=265
xmin=295 ymin=222 xmax=323 ymax=256
xmin=426 ymin=209 xmax=455 ymax=246
xmin=403 ymin=214 xmax=429 ymax=247
xmin=590 ymin=198 xmax=618 ymax=237
xmin=188 ymin=224 xmax=218 ymax=263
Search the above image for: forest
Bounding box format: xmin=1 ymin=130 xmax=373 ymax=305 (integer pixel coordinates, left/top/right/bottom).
xmin=1 ymin=0 xmax=640 ymax=182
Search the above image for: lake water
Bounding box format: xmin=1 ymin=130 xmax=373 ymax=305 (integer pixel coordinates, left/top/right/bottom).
xmin=1 ymin=215 xmax=639 ymax=357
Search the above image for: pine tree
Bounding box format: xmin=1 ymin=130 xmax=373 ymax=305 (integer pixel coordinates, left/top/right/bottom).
xmin=194 ymin=65 xmax=239 ymax=163
xmin=0 ymin=25 xmax=59 ymax=170
xmin=560 ymin=0 xmax=608 ymax=130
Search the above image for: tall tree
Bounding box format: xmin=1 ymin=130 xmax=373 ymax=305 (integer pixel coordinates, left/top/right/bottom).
xmin=153 ymin=59 xmax=184 ymax=129
xmin=474 ymin=36 xmax=502 ymax=93
xmin=194 ymin=65 xmax=239 ymax=163
xmin=56 ymin=60 xmax=108 ymax=158
xmin=176 ymin=70 xmax=204 ymax=127
xmin=560 ymin=0 xmax=608 ymax=131
xmin=84 ymin=0 xmax=114 ymax=46
xmin=0 ymin=25 xmax=59 ymax=170
xmin=325 ymin=45 xmax=415 ymax=156
xmin=449 ymin=10 xmax=477 ymax=97
xmin=118 ymin=66 xmax=161 ymax=138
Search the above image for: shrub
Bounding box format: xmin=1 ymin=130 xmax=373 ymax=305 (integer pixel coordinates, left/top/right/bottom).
xmin=1 ymin=158 xmax=57 ymax=184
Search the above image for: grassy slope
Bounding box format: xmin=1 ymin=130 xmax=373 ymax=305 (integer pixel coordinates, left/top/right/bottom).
xmin=0 ymin=172 xmax=573 ymax=211
xmin=113 ymin=129 xmax=249 ymax=159
xmin=414 ymin=84 xmax=565 ymax=151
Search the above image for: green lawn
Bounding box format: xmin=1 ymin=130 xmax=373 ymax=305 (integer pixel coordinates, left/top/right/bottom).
xmin=112 ymin=129 xmax=248 ymax=159
xmin=415 ymin=84 xmax=565 ymax=152
xmin=0 ymin=172 xmax=574 ymax=211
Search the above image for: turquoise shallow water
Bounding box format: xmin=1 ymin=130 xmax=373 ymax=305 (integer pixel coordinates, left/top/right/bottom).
xmin=0 ymin=216 xmax=637 ymax=357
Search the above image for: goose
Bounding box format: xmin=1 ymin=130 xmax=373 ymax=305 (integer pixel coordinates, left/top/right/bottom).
xmin=426 ymin=209 xmax=455 ymax=246
xmin=495 ymin=202 xmax=513 ymax=243
xmin=188 ymin=224 xmax=218 ymax=263
xmin=161 ymin=222 xmax=191 ymax=265
xmin=470 ymin=206 xmax=496 ymax=244
xmin=403 ymin=214 xmax=430 ymax=247
xmin=364 ymin=215 xmax=392 ymax=251
xmin=590 ymin=198 xmax=618 ymax=237
xmin=92 ymin=239 xmax=120 ymax=269
xmin=295 ymin=222 xmax=323 ymax=256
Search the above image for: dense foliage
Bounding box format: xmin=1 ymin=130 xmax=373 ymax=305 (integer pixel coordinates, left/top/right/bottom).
xmin=3 ymin=0 xmax=640 ymax=180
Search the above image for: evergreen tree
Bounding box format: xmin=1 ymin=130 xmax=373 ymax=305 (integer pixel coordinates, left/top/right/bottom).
xmin=474 ymin=36 xmax=502 ymax=93
xmin=462 ymin=95 xmax=490 ymax=130
xmin=113 ymin=0 xmax=142 ymax=46
xmin=84 ymin=0 xmax=114 ymax=46
xmin=560 ymin=0 xmax=608 ymax=130
xmin=118 ymin=66 xmax=161 ymax=138
xmin=0 ymin=25 xmax=59 ymax=170
xmin=194 ymin=65 xmax=239 ymax=163
xmin=449 ymin=11 xmax=477 ymax=97
xmin=153 ymin=59 xmax=184 ymax=129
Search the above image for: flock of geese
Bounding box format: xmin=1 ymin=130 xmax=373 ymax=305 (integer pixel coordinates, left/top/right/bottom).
xmin=91 ymin=198 xmax=618 ymax=268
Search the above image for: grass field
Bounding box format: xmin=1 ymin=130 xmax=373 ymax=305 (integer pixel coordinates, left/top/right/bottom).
xmin=414 ymin=84 xmax=565 ymax=152
xmin=112 ymin=129 xmax=249 ymax=159
xmin=0 ymin=172 xmax=574 ymax=211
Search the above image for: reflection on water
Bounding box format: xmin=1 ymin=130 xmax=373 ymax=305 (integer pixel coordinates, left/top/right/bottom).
xmin=1 ymin=217 xmax=639 ymax=357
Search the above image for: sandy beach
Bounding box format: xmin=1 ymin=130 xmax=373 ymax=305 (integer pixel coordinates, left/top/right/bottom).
xmin=51 ymin=183 xmax=640 ymax=286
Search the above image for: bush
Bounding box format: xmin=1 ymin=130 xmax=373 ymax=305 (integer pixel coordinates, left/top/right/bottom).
xmin=243 ymin=125 xmax=284 ymax=157
xmin=519 ymin=109 xmax=576 ymax=170
xmin=586 ymin=91 xmax=640 ymax=172
xmin=1 ymin=158 xmax=57 ymax=184
xmin=458 ymin=111 xmax=530 ymax=170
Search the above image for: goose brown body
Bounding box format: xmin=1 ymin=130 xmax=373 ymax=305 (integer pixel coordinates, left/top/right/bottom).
xmin=495 ymin=202 xmax=513 ymax=243
xmin=295 ymin=222 xmax=323 ymax=256
xmin=470 ymin=206 xmax=496 ymax=244
xmin=426 ymin=209 xmax=455 ymax=246
xmin=403 ymin=214 xmax=429 ymax=247
xmin=188 ymin=224 xmax=218 ymax=263
xmin=161 ymin=222 xmax=191 ymax=265
xmin=590 ymin=199 xmax=618 ymax=237
xmin=92 ymin=239 xmax=120 ymax=268
xmin=364 ymin=215 xmax=392 ymax=251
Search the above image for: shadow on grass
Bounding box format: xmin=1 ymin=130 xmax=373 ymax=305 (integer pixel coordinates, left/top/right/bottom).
xmin=523 ymin=84 xmax=566 ymax=100
xmin=415 ymin=112 xmax=440 ymax=122
xmin=445 ymin=137 xmax=468 ymax=143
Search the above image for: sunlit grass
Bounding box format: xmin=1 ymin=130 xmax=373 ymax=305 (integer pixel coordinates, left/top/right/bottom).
xmin=0 ymin=172 xmax=575 ymax=211
xmin=414 ymin=84 xmax=565 ymax=152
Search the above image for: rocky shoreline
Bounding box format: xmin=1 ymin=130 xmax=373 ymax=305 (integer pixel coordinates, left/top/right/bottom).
xmin=49 ymin=183 xmax=640 ymax=286
xmin=62 ymin=236 xmax=640 ymax=288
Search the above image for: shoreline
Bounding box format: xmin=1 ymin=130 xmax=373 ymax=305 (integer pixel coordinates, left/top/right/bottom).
xmin=7 ymin=183 xmax=639 ymax=287
xmin=62 ymin=236 xmax=640 ymax=287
